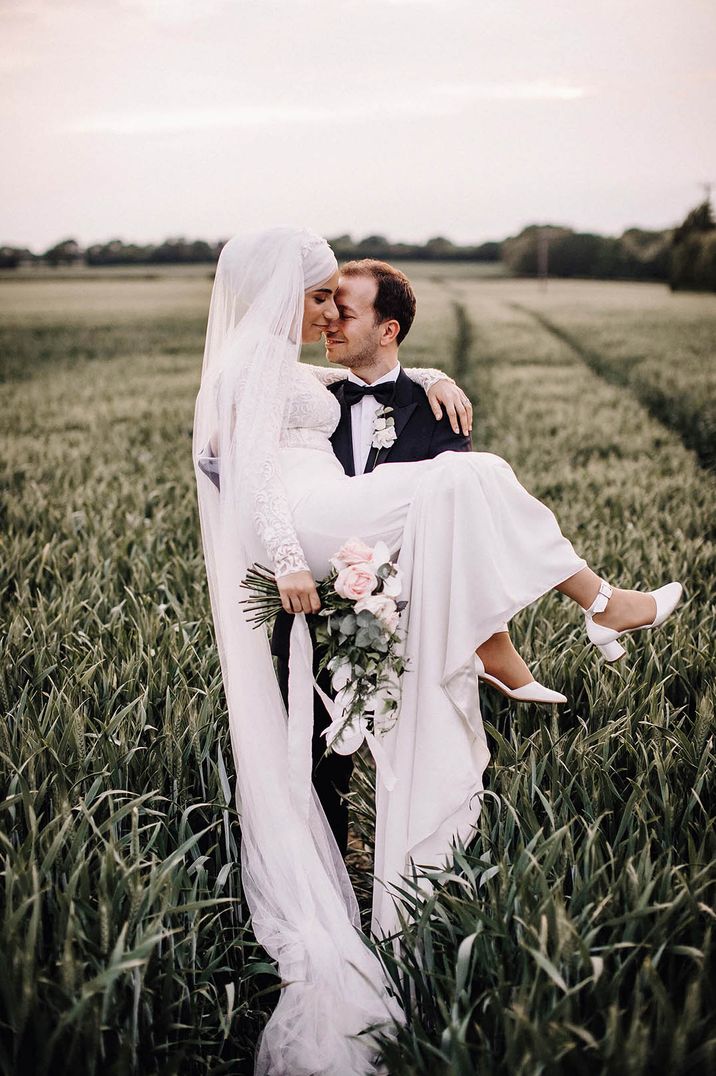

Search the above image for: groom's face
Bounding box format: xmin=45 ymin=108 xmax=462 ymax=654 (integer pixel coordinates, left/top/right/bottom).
xmin=324 ymin=275 xmax=383 ymax=370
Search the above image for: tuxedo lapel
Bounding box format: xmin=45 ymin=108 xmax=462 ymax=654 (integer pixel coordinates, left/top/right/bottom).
xmin=368 ymin=370 xmax=418 ymax=470
xmin=391 ymin=399 xmax=419 ymax=443
xmin=329 ymin=383 xmax=356 ymax=476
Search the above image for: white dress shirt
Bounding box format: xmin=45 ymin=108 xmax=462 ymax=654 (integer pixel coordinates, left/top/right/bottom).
xmin=347 ymin=363 xmax=401 ymax=475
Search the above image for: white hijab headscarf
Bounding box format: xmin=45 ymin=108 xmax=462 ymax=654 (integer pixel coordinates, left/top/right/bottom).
xmin=192 ymin=228 xmax=401 ymax=1075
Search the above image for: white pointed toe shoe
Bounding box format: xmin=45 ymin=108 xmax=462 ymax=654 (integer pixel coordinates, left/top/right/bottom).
xmin=584 ymin=580 xmax=683 ymax=661
xmin=475 ymin=654 xmax=567 ymax=705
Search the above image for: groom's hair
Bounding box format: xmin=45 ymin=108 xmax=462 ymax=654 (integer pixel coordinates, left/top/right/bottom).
xmin=340 ymin=259 xmax=416 ymax=345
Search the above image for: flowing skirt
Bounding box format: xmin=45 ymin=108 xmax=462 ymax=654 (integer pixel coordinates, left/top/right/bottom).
xmin=278 ymin=447 xmax=586 ymax=938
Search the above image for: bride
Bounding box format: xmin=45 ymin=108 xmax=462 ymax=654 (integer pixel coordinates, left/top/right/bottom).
xmin=192 ymin=227 xmax=682 ymax=1076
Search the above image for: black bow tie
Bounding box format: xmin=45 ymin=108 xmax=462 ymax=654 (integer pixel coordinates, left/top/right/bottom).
xmin=343 ymin=380 xmax=396 ymax=407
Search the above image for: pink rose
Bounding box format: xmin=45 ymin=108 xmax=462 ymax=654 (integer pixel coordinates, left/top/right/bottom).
xmin=334 ymin=563 xmax=377 ymax=601
xmin=331 ymin=537 xmax=375 ymax=571
xmin=355 ymin=594 xmax=400 ymax=633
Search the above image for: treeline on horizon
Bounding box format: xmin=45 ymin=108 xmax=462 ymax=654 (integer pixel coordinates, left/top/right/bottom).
xmin=2 ymin=201 xmax=714 ymax=290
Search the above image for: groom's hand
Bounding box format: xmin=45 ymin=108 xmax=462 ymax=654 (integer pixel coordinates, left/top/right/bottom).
xmin=277 ymin=570 xmax=321 ymax=615
xmin=427 ymin=380 xmax=473 ymax=436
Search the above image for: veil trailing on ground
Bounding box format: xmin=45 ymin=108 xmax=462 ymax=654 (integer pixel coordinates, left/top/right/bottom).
xmin=192 ymin=228 xmax=401 ymax=1075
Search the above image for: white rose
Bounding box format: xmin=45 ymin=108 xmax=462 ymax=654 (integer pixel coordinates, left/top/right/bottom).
xmin=381 ymin=567 xmax=403 ymax=598
xmin=355 ymin=594 xmax=400 ymax=633
xmin=370 ymin=540 xmax=391 ymax=570
xmin=372 ymin=426 xmax=397 ymax=450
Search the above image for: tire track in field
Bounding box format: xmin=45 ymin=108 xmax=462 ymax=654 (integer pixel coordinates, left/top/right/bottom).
xmin=450 ymin=299 xmax=481 ymax=437
xmin=450 ymin=300 xmax=472 ymax=378
xmin=509 ymin=302 xmax=716 ymax=472
xmin=449 ymin=297 xmax=495 ymax=443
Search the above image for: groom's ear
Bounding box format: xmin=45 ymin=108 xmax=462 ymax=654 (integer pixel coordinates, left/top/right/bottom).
xmin=378 ymin=319 xmax=401 ymax=346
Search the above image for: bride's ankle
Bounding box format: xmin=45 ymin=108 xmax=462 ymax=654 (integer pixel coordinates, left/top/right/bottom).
xmin=592 ymin=587 xmax=657 ymax=631
xmin=476 ymin=633 xmax=533 ymax=689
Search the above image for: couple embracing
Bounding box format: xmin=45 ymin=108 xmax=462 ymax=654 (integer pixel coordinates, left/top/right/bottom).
xmin=193 ymin=228 xmax=681 ymax=1075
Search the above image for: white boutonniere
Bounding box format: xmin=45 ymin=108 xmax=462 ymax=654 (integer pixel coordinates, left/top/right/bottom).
xmin=371 ymin=405 xmax=397 ymax=450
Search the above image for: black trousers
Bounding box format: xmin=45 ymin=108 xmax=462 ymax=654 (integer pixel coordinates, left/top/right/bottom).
xmin=274 ymin=617 xmax=354 ymax=857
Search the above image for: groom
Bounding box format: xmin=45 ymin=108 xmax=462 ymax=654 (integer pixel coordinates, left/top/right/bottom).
xmin=272 ymin=259 xmax=473 ymax=856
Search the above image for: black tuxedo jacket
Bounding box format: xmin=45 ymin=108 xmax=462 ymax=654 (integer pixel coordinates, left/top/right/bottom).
xmin=271 ymin=368 xmax=472 ymax=659
xmin=327 ymin=367 xmax=471 ymax=475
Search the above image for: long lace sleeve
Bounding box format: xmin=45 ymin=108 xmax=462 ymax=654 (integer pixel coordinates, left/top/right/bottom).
xmin=302 ymin=363 xmax=348 ymax=386
xmin=403 ymin=366 xmax=454 ymax=392
xmin=216 ymin=350 xmax=310 ymax=580
xmin=305 ymin=363 xmax=453 ymax=392
xmin=253 ymin=448 xmax=310 ymax=578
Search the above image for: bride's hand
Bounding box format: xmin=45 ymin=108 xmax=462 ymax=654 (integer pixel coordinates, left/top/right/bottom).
xmin=277 ymin=570 xmax=321 ymax=615
xmin=427 ymin=380 xmax=473 ymax=436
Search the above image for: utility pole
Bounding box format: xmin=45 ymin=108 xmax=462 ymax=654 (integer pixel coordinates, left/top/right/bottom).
xmin=537 ymin=228 xmax=550 ymax=291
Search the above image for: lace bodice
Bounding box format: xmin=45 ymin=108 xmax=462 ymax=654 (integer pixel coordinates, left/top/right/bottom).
xmin=203 ymin=362 xmax=451 ymax=578
xmin=278 ymin=363 xmax=343 ymax=452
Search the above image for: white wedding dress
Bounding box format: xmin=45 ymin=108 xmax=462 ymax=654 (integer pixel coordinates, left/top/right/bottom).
xmin=193 ymin=229 xmax=586 ymax=1076
xmin=229 ymin=359 xmax=586 ymax=935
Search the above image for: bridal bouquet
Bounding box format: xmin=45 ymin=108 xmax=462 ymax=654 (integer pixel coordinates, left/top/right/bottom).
xmin=241 ymin=538 xmax=408 ymax=756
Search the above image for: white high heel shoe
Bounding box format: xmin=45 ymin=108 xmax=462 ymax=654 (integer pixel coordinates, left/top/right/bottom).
xmin=584 ymin=579 xmax=683 ymax=661
xmin=474 ymin=654 xmax=567 ymax=705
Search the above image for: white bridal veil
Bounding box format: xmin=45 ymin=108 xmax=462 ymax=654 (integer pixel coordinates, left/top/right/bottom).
xmin=192 ymin=228 xmax=401 ymax=1075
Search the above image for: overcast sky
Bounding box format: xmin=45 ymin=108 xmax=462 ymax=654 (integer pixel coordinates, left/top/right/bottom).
xmin=2 ymin=0 xmax=715 ymax=249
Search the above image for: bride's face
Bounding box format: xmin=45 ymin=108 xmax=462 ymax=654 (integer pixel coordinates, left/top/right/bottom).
xmin=302 ymin=270 xmax=340 ymax=343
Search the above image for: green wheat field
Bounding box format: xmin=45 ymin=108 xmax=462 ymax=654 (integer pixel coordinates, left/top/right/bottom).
xmin=1 ymin=265 xmax=714 ymax=1075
